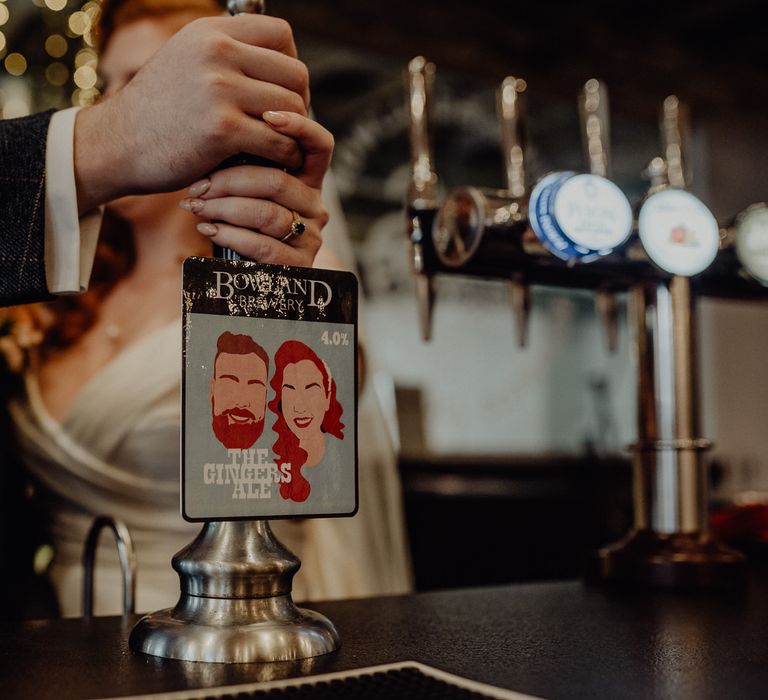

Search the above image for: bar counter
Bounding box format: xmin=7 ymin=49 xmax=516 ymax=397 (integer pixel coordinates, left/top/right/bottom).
xmin=1 ymin=579 xmax=767 ymax=699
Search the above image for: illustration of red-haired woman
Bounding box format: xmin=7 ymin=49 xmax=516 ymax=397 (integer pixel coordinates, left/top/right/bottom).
xmin=269 ymin=340 xmax=345 ymax=502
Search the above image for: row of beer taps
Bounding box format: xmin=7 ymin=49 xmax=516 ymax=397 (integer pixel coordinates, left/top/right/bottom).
xmin=405 ymin=57 xmax=768 ymax=347
xmin=403 ymin=57 xmax=768 ymax=587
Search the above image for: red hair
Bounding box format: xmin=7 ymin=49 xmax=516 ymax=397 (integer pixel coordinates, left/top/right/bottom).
xmin=268 ymin=341 xmax=344 ymax=502
xmin=97 ymin=0 xmax=225 ymax=49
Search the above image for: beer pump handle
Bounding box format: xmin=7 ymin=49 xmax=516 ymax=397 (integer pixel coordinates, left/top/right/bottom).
xmin=579 ymin=79 xmax=610 ymax=178
xmin=661 ymin=95 xmax=690 ymax=190
xmin=406 ymin=56 xmax=438 ymax=341
xmin=497 ymin=77 xmax=526 ymax=199
xmin=212 ymin=1 xmax=268 ymax=260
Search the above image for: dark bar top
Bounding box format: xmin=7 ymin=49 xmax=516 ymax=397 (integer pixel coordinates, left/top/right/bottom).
xmin=2 ymin=579 xmax=767 ymax=699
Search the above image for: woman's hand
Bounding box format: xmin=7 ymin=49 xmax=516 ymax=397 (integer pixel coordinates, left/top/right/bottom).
xmin=179 ymin=111 xmax=334 ymax=268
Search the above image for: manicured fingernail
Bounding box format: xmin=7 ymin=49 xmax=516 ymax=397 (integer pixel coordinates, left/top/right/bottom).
xmin=263 ymin=110 xmax=290 ymax=126
xmin=187 ymin=178 xmax=210 ymax=196
xmin=180 ymin=198 xmax=205 ymax=213
xmin=197 ymin=223 xmax=218 ymax=237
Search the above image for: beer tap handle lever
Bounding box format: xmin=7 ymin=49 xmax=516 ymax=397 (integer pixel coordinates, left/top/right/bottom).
xmin=498 ymin=76 xmax=527 ymax=198
xmin=406 ymin=56 xmax=439 ymax=341
xmin=580 ymin=79 xmax=619 ymax=351
xmin=579 ymin=79 xmax=610 ymax=178
xmin=497 ymin=76 xmax=530 ymax=348
xmin=407 ymin=56 xmax=438 ymax=208
xmin=661 ymin=95 xmax=690 ymax=190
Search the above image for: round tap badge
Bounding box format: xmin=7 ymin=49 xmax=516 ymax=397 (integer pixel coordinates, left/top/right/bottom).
xmin=735 ymin=203 xmax=768 ymax=286
xmin=638 ymin=189 xmax=720 ymax=276
xmin=554 ymin=174 xmax=633 ymax=253
xmin=529 ymin=172 xmax=633 ymax=262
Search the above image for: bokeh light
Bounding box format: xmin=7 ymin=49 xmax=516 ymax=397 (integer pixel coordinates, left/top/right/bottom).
xmin=71 ymin=87 xmax=100 ymax=107
xmin=73 ymin=64 xmax=97 ymax=89
xmin=46 ymin=62 xmax=69 ymax=86
xmin=44 ymin=0 xmax=68 ymax=11
xmin=4 ymin=52 xmax=27 ymax=77
xmin=68 ymin=11 xmax=91 ymax=36
xmin=45 ymin=34 xmax=68 ymax=58
xmin=0 ymin=5 xmax=9 ymax=28
xmin=0 ymin=32 xmax=5 ymax=56
xmin=75 ymin=47 xmax=97 ymax=68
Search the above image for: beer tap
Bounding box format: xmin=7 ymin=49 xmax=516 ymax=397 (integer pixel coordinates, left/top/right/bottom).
xmin=130 ymin=0 xmax=342 ymax=662
xmin=409 ymin=60 xmax=768 ymax=589
xmin=431 ymin=76 xmax=530 ymax=273
xmin=599 ymin=96 xmax=745 ymax=589
xmin=406 ymin=56 xmax=439 ymax=342
xmin=432 ymin=79 xmax=634 ymax=280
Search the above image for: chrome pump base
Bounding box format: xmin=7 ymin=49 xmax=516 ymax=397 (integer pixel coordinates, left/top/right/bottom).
xmin=597 ymin=280 xmax=746 ymax=590
xmin=129 ymin=521 xmax=340 ymax=663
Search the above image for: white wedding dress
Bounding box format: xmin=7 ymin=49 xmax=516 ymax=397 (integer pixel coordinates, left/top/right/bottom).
xmin=9 ymin=320 xmax=412 ymax=617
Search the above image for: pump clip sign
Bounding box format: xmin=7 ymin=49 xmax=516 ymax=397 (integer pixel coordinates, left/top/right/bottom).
xmin=181 ymin=256 xmax=358 ymax=521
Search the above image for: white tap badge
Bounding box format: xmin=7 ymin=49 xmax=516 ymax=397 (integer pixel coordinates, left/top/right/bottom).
xmin=638 ymin=189 xmax=720 ymax=276
xmin=181 ymin=257 xmax=358 ymax=521
xmin=552 ymin=174 xmax=633 ymax=253
xmin=735 ymin=204 xmax=768 ymax=286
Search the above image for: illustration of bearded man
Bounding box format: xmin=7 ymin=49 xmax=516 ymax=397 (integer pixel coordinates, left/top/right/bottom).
xmin=210 ymin=331 xmax=270 ymax=449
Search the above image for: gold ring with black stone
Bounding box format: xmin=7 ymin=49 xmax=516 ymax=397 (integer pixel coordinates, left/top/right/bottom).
xmin=280 ymin=210 xmax=306 ymax=243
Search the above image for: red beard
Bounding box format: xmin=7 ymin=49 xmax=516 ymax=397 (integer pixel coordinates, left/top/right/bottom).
xmin=211 ymin=410 xmax=264 ymax=449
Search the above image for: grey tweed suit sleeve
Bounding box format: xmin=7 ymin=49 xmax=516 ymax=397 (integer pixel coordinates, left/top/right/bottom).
xmin=0 ymin=110 xmax=56 ymax=307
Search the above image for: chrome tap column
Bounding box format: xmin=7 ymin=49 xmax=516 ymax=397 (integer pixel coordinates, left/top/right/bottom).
xmin=629 ymin=278 xmax=710 ymax=535
xmin=598 ymin=97 xmax=745 ymax=588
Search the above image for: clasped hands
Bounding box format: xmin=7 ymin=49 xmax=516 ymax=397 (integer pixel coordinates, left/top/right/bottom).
xmin=74 ymin=14 xmax=332 ymax=267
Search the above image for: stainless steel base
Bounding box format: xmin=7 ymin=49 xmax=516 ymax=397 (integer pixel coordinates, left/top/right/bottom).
xmin=597 ymin=528 xmax=746 ymax=590
xmin=130 ymin=594 xmax=340 ymax=663
xmin=129 ymin=520 xmax=340 ymax=663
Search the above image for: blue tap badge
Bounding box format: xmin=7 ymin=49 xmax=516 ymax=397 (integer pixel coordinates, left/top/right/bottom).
xmin=181 ymin=257 xmax=358 ymax=521
xmin=529 ymin=172 xmax=633 ymax=262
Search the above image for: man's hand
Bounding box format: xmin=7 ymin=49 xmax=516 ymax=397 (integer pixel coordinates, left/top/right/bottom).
xmin=74 ymin=15 xmax=309 ymax=212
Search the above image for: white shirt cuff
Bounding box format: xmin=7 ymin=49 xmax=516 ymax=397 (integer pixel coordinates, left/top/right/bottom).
xmin=45 ymin=107 xmax=103 ymax=295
